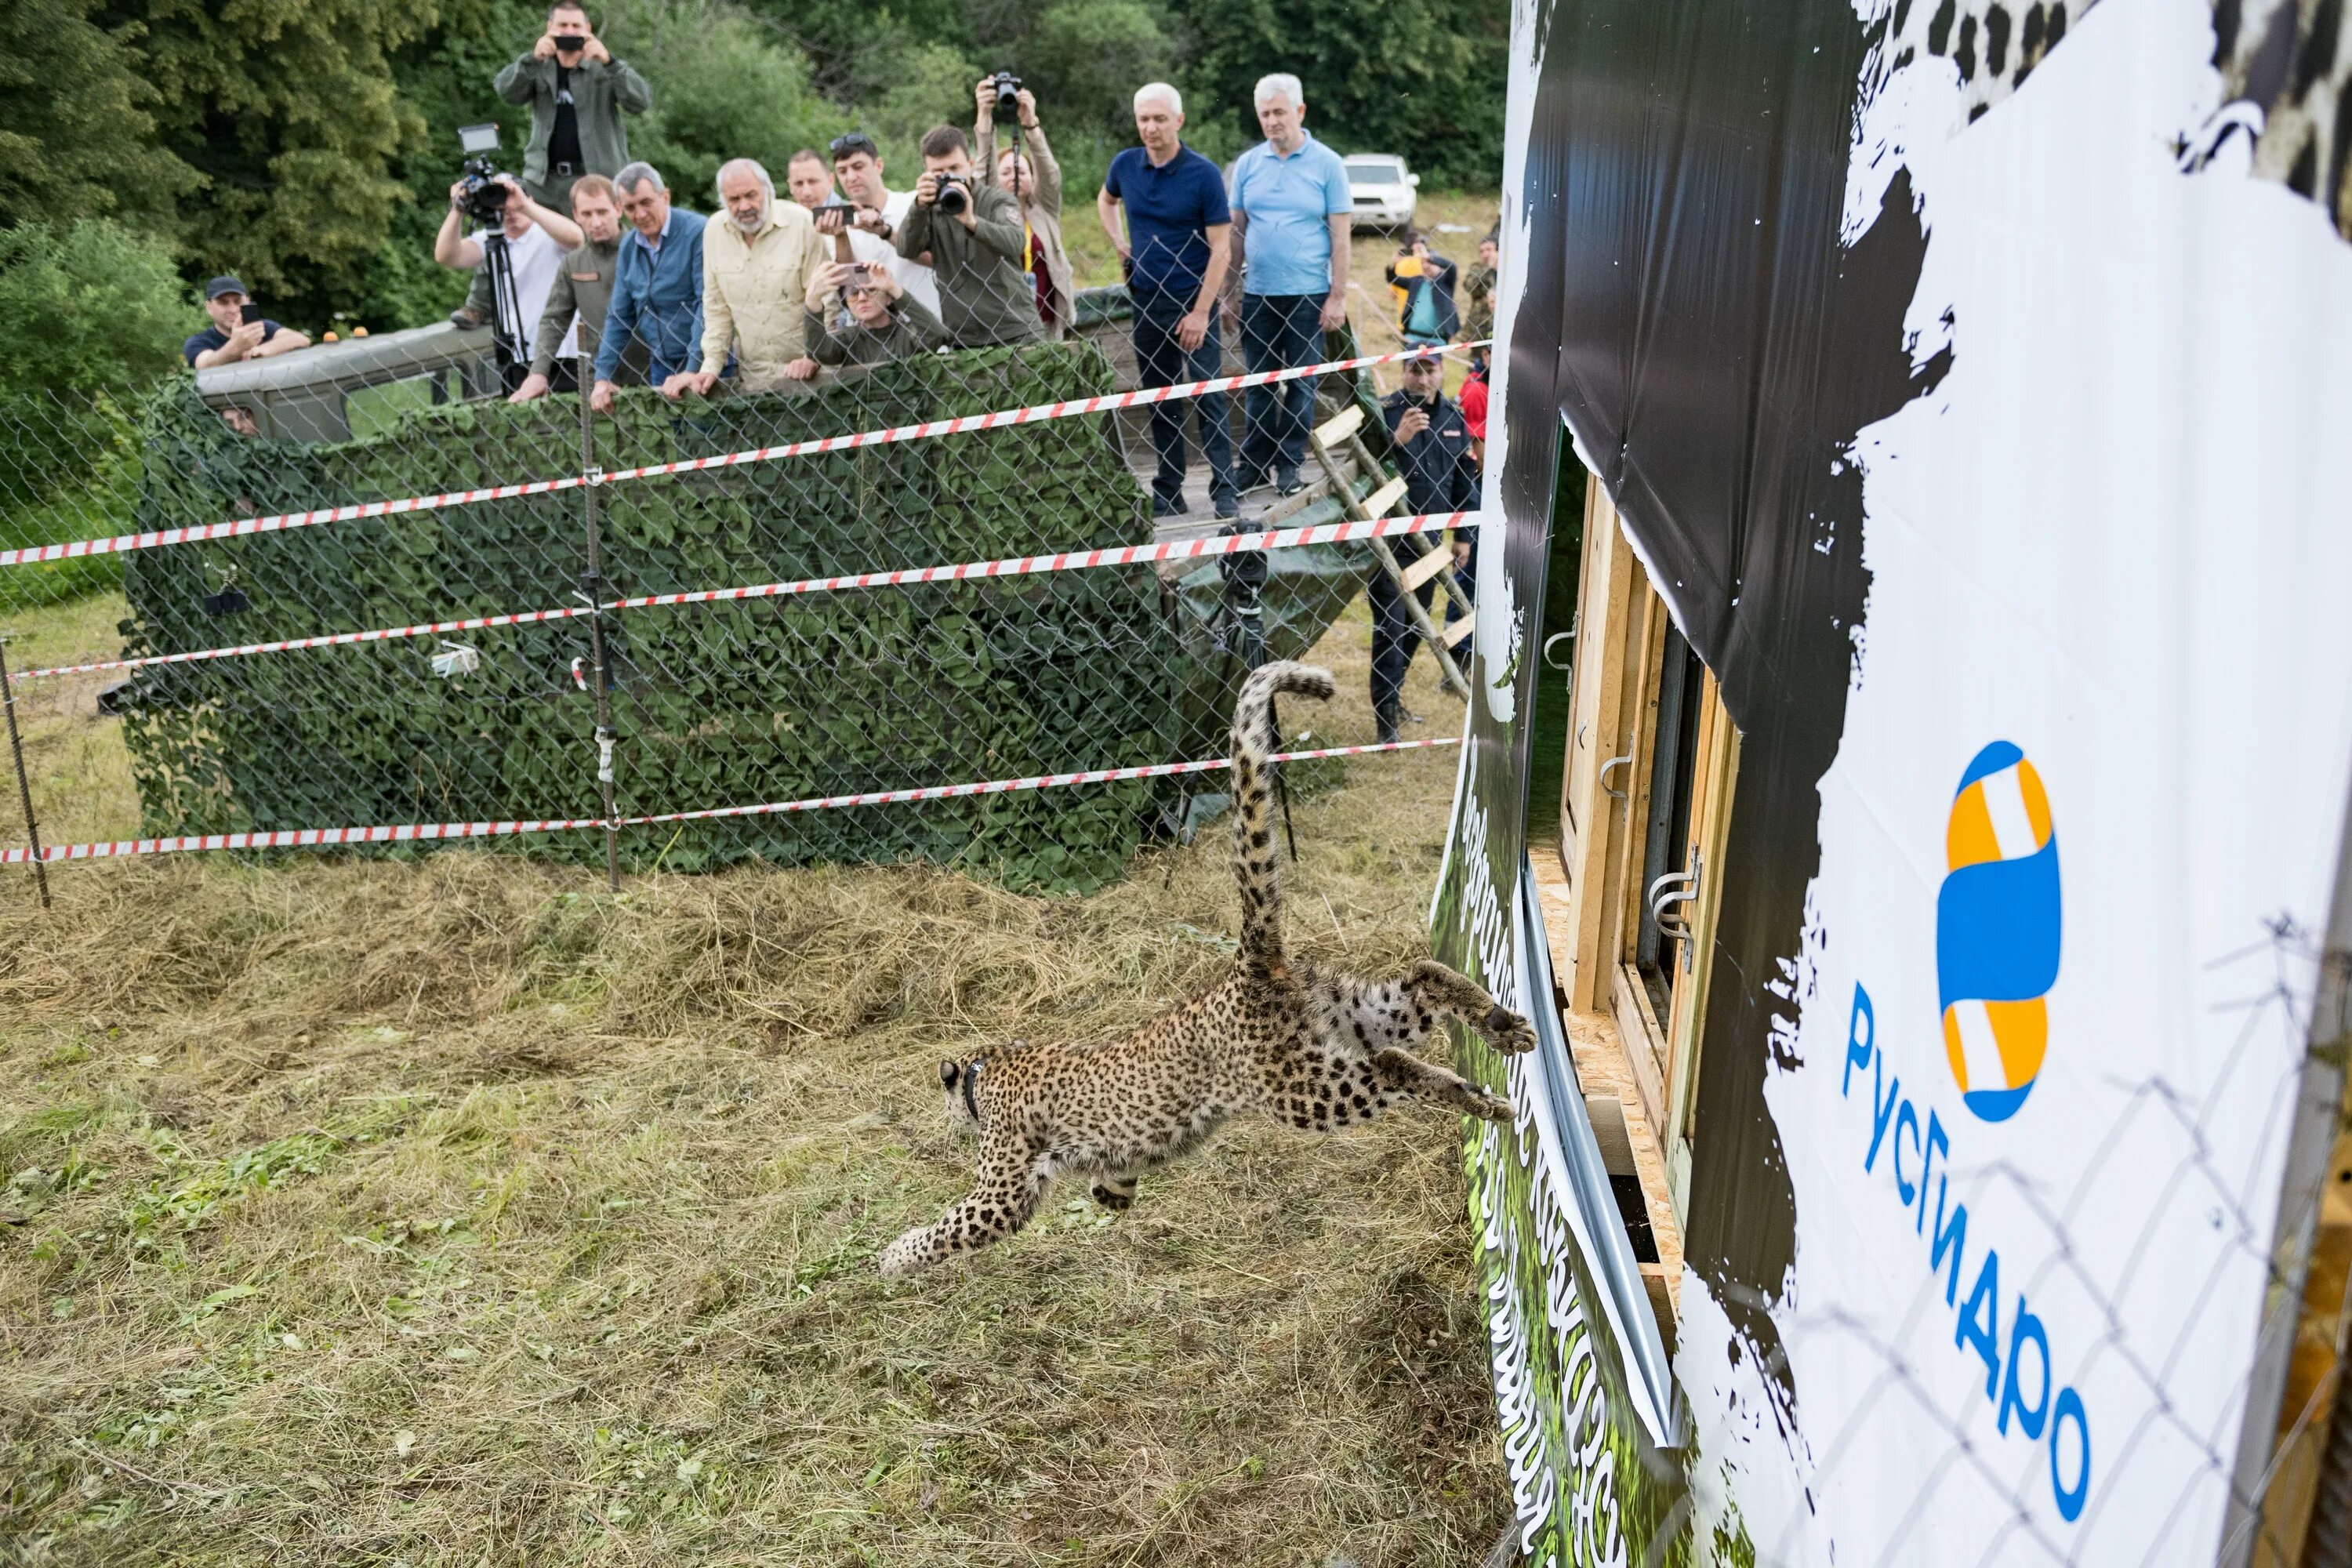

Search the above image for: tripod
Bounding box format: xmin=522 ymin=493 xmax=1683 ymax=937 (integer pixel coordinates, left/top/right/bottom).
xmin=479 ymin=227 xmax=529 ymax=394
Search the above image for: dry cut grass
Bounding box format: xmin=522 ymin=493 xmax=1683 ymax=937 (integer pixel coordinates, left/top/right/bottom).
xmin=0 ymin=614 xmax=1504 ymax=1566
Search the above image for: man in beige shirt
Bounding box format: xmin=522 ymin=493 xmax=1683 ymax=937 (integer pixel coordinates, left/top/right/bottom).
xmin=666 ymin=158 xmax=826 ymax=397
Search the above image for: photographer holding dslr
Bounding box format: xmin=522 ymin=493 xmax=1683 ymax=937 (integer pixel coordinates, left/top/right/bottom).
xmin=433 ymin=168 xmax=583 ymax=387
xmin=898 ymin=125 xmax=1044 ymax=349
xmin=974 ymin=74 xmax=1072 ymax=339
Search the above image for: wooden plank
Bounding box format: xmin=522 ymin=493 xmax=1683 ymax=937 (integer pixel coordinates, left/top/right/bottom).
xmin=1399 ymin=545 xmax=1453 ymax=592
xmin=1612 ymin=961 xmax=1672 ymax=1160
xmin=1662 ymin=676 xmax=1740 ymax=1160
xmin=1312 ymin=404 xmax=1364 ymax=448
xmin=1361 ymin=474 xmax=1408 ymax=517
xmin=1563 ymin=485 xmax=1637 ymax=1011
xmin=1305 ymin=430 xmax=1469 ymax=699
xmin=1441 ymin=614 xmax=1474 ymax=649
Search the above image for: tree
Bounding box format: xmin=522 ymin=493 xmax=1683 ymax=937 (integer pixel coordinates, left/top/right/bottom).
xmin=604 ymin=0 xmax=840 ymax=201
xmin=102 ymin=0 xmax=445 ymax=314
xmin=1171 ymin=0 xmax=1507 ymax=187
xmin=0 ymin=0 xmax=194 ymax=232
xmin=0 ymin=220 xmax=192 ymax=399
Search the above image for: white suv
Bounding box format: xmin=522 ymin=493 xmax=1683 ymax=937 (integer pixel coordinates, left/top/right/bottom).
xmin=1343 ymin=154 xmax=1419 ymax=230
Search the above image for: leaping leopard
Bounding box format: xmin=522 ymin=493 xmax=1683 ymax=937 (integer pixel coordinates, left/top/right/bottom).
xmin=877 ymin=660 xmax=1535 ymax=1278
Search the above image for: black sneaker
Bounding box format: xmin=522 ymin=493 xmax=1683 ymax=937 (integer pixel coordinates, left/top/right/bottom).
xmin=1275 ymin=474 xmax=1308 ymax=498
xmin=1376 ymin=704 xmax=1401 ymax=746
xmin=1152 ymin=495 xmax=1189 ymax=519
xmin=448 ymin=303 xmax=490 ymax=330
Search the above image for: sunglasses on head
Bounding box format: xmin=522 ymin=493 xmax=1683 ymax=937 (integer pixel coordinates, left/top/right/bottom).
xmin=829 ymin=134 xmax=880 ymax=160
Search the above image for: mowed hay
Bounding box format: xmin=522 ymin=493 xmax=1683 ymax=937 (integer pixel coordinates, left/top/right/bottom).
xmin=0 ymin=625 xmax=1505 ymax=1565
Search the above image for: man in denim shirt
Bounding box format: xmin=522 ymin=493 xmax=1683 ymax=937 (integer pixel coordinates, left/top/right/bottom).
xmin=589 ymin=163 xmax=709 ymax=412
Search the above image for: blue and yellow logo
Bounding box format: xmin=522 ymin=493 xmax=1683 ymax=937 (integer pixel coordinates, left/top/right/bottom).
xmin=1936 ymin=742 xmax=2061 ymax=1122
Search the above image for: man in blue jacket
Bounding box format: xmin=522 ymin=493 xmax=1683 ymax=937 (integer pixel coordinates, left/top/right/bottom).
xmin=589 ymin=162 xmax=707 ymax=412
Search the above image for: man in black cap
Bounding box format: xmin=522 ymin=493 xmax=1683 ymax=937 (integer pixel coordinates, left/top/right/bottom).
xmin=183 ymin=278 xmax=310 ymax=370
xmin=1369 ymin=348 xmax=1478 ymax=742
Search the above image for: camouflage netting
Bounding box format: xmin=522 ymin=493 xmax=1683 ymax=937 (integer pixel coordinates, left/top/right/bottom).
xmin=93 ymin=343 xmax=1377 ymax=891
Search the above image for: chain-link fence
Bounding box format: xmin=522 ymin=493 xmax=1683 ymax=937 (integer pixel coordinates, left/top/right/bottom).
xmin=0 ymin=296 xmax=1484 ymax=897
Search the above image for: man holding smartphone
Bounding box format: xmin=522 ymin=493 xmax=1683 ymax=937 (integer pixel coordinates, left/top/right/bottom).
xmin=183 ymin=278 xmax=310 ymax=370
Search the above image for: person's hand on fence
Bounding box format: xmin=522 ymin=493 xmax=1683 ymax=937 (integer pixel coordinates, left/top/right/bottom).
xmin=589 ymin=379 xmax=618 ymax=413
xmin=508 ymin=372 xmax=552 ymax=404
xmin=662 ymin=369 xmax=719 ymax=401
xmin=782 ymin=358 xmax=819 ymax=382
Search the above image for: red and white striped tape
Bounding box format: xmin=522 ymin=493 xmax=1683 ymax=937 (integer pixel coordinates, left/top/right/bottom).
xmin=0 ymin=339 xmax=1486 ymax=569
xmin=0 ymin=736 xmax=1459 ymax=865
xmin=7 ymin=511 xmax=1475 ymax=683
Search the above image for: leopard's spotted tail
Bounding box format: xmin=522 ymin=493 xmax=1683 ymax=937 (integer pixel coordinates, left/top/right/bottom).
xmin=1230 ymin=661 xmax=1335 ymax=973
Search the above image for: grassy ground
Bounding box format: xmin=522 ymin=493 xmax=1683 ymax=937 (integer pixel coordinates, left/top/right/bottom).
xmin=0 ymin=604 xmax=1505 ymax=1566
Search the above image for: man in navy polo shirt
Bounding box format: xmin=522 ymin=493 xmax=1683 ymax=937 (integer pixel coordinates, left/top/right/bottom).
xmin=1225 ymin=72 xmax=1352 ymax=498
xmin=1097 ymin=82 xmax=1236 ymax=520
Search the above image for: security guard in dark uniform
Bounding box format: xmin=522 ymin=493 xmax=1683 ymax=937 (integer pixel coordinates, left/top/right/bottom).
xmin=1371 ymin=350 xmax=1479 ymax=742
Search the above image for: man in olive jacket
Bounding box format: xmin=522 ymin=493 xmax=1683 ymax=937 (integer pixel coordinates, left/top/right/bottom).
xmin=897 ymin=125 xmax=1044 ymax=349
xmin=492 ymin=3 xmax=652 ymax=210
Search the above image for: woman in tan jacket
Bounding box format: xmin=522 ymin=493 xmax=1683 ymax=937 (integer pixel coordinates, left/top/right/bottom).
xmin=974 ymin=80 xmax=1076 ymax=339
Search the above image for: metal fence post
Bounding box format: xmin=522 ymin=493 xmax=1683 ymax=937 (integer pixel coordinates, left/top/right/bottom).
xmin=579 ymin=372 xmax=621 ymax=892
xmin=0 ymin=636 xmax=52 ymax=909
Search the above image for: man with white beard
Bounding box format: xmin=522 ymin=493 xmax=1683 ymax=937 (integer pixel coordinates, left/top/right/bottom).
xmin=668 ymin=158 xmax=827 ymax=397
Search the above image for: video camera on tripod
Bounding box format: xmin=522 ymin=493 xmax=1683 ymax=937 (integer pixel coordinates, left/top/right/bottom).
xmin=454 ymin=124 xmax=529 ymax=383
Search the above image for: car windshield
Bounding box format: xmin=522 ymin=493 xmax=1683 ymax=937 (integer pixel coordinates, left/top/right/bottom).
xmin=1345 ymin=161 xmax=1404 ymax=187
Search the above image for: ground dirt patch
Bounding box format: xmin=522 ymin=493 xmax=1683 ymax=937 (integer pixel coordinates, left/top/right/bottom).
xmin=0 ymin=618 xmax=1505 ymax=1566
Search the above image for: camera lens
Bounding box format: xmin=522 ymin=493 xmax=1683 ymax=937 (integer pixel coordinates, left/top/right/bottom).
xmin=937 ymin=177 xmax=967 ymax=216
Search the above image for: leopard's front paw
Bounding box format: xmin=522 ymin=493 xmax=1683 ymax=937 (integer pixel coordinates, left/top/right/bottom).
xmin=1483 ymin=1005 xmax=1538 ymax=1056
xmin=877 ymin=1228 xmax=935 ymax=1278
xmin=1090 ymin=1181 xmax=1135 ymax=1212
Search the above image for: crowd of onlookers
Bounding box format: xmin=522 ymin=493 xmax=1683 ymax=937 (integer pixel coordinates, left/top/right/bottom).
xmin=179 ymin=1 xmax=1501 ymax=741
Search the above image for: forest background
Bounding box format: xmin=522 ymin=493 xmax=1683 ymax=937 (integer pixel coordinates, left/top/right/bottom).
xmin=0 ymin=0 xmax=1507 ymax=398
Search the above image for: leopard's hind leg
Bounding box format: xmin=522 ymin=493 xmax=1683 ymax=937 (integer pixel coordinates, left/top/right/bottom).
xmin=879 ymin=1130 xmax=1047 ymax=1276
xmin=1089 ymin=1174 xmax=1139 ymax=1211
xmin=1322 ymin=959 xmax=1535 ymax=1063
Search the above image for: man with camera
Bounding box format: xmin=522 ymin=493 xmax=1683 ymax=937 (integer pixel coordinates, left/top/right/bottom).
xmin=898 ymin=125 xmax=1044 ymax=350
xmin=433 ymin=171 xmax=583 ymax=387
xmin=802 ymin=260 xmax=948 ymax=366
xmin=588 ymin=163 xmax=709 ymax=413
xmin=1225 ymin=71 xmax=1352 ymax=499
xmin=183 ymin=278 xmax=310 ymax=369
xmin=1098 ymin=83 xmax=1236 ymax=521
xmin=493 ymin=5 xmax=652 ymax=211
xmin=666 ymin=158 xmax=826 ymax=398
xmin=815 ymin=133 xmax=940 ymax=318
xmin=1368 ymin=349 xmax=1478 ymax=742
xmin=509 ymin=175 xmax=649 ymax=401
xmin=974 ymin=76 xmax=1072 ymax=339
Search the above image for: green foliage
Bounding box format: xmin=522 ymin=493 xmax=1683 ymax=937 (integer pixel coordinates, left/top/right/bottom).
xmin=601 ymin=0 xmax=840 ymax=204
xmin=115 ymin=346 xmax=1208 ymax=893
xmin=0 ymin=220 xmax=187 ymax=605
xmin=126 ymin=0 xmax=445 ymax=310
xmin=0 ymin=0 xmax=195 ymax=231
xmin=1174 ymin=0 xmax=1508 ymax=187
xmin=0 ymin=220 xmax=193 ymax=400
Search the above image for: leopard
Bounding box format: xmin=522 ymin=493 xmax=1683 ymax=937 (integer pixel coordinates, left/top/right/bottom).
xmin=876 ymin=659 xmax=1537 ymax=1278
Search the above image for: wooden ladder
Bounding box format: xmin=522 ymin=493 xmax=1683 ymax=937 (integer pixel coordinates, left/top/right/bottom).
xmin=1304 ymin=403 xmax=1473 ymax=699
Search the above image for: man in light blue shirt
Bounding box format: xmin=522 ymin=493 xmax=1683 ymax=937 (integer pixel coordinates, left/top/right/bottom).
xmin=1225 ymin=73 xmax=1352 ymax=495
